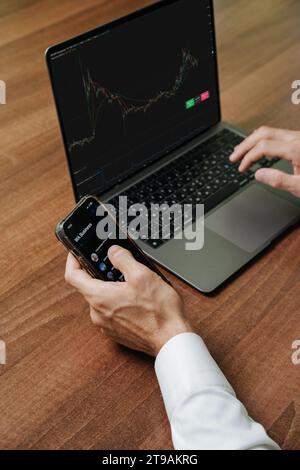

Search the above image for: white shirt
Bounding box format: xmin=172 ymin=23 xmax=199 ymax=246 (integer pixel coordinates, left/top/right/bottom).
xmin=155 ymin=333 xmax=280 ymax=450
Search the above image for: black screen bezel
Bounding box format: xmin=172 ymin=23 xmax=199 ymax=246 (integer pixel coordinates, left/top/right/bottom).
xmin=46 ymin=0 xmax=221 ymax=202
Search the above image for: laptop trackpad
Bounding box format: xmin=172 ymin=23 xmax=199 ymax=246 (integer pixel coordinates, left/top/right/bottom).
xmin=206 ymin=186 xmax=299 ymax=253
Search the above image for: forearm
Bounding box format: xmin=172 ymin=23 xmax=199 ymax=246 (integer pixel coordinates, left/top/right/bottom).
xmin=155 ymin=333 xmax=280 ymax=450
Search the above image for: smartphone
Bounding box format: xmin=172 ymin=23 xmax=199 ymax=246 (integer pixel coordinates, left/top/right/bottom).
xmin=55 ymin=195 xmax=169 ymax=283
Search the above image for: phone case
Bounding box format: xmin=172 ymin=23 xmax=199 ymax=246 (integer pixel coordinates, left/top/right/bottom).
xmin=55 ymin=195 xmax=170 ymax=284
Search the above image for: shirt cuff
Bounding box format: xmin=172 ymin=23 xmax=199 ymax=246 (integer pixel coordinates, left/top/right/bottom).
xmin=155 ymin=332 xmax=235 ymax=420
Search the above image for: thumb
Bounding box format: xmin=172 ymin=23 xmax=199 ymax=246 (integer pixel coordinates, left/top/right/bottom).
xmin=255 ymin=168 xmax=300 ymax=197
xmin=108 ymin=245 xmax=141 ymax=281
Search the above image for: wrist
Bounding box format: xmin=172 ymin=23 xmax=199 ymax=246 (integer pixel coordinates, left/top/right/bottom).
xmin=152 ymin=319 xmax=193 ymax=356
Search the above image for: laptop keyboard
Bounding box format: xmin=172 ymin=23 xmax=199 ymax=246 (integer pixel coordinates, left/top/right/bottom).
xmin=108 ymin=129 xmax=280 ymax=248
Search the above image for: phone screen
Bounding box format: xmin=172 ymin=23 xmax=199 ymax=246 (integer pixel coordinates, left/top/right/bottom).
xmin=62 ymin=197 xmax=162 ymax=282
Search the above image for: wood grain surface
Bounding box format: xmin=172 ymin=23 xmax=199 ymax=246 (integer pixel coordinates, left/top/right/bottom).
xmin=0 ymin=0 xmax=300 ymax=450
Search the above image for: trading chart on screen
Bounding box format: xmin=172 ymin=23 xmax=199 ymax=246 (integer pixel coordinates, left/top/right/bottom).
xmin=49 ymin=0 xmax=219 ymax=198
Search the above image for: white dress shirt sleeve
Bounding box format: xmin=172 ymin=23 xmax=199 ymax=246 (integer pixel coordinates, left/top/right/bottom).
xmin=155 ymin=332 xmax=280 ymax=450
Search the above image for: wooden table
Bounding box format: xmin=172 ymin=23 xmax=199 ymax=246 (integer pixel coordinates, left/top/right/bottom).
xmin=0 ymin=0 xmax=300 ymax=450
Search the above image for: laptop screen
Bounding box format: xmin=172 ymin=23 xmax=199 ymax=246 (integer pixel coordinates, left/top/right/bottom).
xmin=47 ymin=0 xmax=220 ymax=200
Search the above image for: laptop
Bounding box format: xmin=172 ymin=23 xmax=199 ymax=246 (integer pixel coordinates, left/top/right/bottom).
xmin=46 ymin=0 xmax=300 ymax=293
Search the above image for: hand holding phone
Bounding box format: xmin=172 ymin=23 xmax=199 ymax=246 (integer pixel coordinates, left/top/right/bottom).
xmin=56 ymin=196 xmax=169 ymax=283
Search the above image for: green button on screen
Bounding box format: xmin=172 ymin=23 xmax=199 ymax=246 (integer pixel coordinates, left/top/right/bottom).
xmin=185 ymin=98 xmax=195 ymax=110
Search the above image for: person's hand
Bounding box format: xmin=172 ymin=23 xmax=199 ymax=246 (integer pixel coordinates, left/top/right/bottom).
xmin=230 ymin=126 xmax=300 ymax=197
xmin=65 ymin=246 xmax=193 ymax=357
